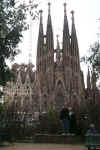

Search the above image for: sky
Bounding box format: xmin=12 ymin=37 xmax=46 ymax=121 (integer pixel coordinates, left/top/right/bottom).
xmin=10 ymin=0 xmax=100 ymax=83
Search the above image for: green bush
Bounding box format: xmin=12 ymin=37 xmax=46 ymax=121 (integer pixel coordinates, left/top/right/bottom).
xmin=48 ymin=109 xmax=57 ymax=117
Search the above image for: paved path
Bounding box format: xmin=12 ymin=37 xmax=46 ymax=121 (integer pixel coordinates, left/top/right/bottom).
xmin=0 ymin=143 xmax=86 ymax=150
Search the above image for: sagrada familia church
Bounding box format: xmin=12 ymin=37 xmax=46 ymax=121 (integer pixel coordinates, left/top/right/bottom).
xmin=3 ymin=3 xmax=98 ymax=115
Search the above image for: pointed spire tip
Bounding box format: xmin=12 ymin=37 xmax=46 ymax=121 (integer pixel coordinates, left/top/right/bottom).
xmin=48 ymin=2 xmax=51 ymax=6
xmin=39 ymin=10 xmax=43 ymax=24
xmin=39 ymin=10 xmax=43 ymax=13
xmin=48 ymin=2 xmax=51 ymax=15
xmin=56 ymin=34 xmax=59 ymax=43
xmin=56 ymin=34 xmax=60 ymax=49
xmin=71 ymin=10 xmax=74 ymax=15
xmin=56 ymin=34 xmax=59 ymax=38
xmin=71 ymin=10 xmax=75 ymax=24
xmin=64 ymin=3 xmax=67 ymax=15
xmin=64 ymin=2 xmax=67 ymax=6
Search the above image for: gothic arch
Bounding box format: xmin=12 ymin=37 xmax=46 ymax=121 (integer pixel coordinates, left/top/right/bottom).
xmin=54 ymin=80 xmax=66 ymax=110
xmin=55 ymin=79 xmax=66 ymax=91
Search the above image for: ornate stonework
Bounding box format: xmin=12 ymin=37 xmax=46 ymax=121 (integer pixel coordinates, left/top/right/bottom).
xmin=4 ymin=3 xmax=85 ymax=114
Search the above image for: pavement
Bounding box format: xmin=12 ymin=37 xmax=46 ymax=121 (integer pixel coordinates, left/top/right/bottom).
xmin=0 ymin=143 xmax=86 ymax=150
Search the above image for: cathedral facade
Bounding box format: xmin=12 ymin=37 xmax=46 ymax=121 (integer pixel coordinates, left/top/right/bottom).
xmin=35 ymin=3 xmax=85 ymax=111
xmin=4 ymin=3 xmax=85 ymax=113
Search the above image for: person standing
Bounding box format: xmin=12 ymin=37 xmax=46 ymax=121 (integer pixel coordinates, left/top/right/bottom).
xmin=87 ymin=124 xmax=97 ymax=135
xmin=68 ymin=107 xmax=77 ymax=134
xmin=60 ymin=104 xmax=69 ymax=134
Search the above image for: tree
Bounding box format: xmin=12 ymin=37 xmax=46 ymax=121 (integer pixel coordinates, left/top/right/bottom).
xmin=81 ymin=42 xmax=100 ymax=81
xmin=0 ymin=0 xmax=38 ymax=86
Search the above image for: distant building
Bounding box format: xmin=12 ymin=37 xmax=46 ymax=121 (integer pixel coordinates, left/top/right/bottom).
xmin=4 ymin=3 xmax=87 ymax=114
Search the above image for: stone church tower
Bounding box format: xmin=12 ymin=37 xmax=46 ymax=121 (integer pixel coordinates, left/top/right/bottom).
xmin=36 ymin=3 xmax=84 ymax=111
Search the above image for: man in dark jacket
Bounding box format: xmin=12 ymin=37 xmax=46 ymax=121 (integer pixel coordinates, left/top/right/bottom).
xmin=60 ymin=104 xmax=69 ymax=134
xmin=68 ymin=107 xmax=77 ymax=134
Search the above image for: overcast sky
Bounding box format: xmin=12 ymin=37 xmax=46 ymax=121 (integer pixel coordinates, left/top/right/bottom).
xmin=11 ymin=0 xmax=100 ymax=82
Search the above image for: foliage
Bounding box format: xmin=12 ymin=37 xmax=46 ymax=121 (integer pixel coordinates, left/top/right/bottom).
xmin=48 ymin=108 xmax=57 ymax=117
xmin=0 ymin=0 xmax=38 ymax=86
xmin=0 ymin=103 xmax=8 ymax=121
xmin=81 ymin=42 xmax=100 ymax=81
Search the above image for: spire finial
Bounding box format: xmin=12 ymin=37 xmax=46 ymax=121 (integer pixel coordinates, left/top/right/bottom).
xmin=56 ymin=34 xmax=59 ymax=44
xmin=56 ymin=34 xmax=60 ymax=49
xmin=64 ymin=3 xmax=67 ymax=15
xmin=71 ymin=10 xmax=75 ymax=24
xmin=39 ymin=10 xmax=43 ymax=24
xmin=56 ymin=34 xmax=59 ymax=41
xmin=48 ymin=2 xmax=51 ymax=15
xmin=88 ymin=66 xmax=90 ymax=75
xmin=88 ymin=66 xmax=90 ymax=70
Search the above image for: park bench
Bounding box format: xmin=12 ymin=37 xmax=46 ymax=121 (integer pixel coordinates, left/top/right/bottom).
xmin=85 ymin=134 xmax=100 ymax=150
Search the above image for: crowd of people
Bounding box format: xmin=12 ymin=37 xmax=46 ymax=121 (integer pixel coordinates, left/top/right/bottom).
xmin=60 ymin=104 xmax=77 ymax=135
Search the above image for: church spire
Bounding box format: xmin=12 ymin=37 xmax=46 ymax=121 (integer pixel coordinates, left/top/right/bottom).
xmin=46 ymin=2 xmax=54 ymax=52
xmin=16 ymin=69 xmax=22 ymax=85
xmin=36 ymin=10 xmax=44 ymax=72
xmin=64 ymin=2 xmax=66 ymax=16
xmin=71 ymin=10 xmax=75 ymax=25
xmin=56 ymin=34 xmax=60 ymax=49
xmin=71 ymin=10 xmax=78 ymax=55
xmin=91 ymin=69 xmax=97 ymax=89
xmin=71 ymin=10 xmax=80 ymax=72
xmin=46 ymin=2 xmax=54 ymax=90
xmin=87 ymin=67 xmax=91 ymax=90
xmin=62 ymin=3 xmax=71 ymax=90
xmin=48 ymin=2 xmax=51 ymax=15
xmin=40 ymin=10 xmax=43 ymax=24
xmin=63 ymin=3 xmax=70 ymax=57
